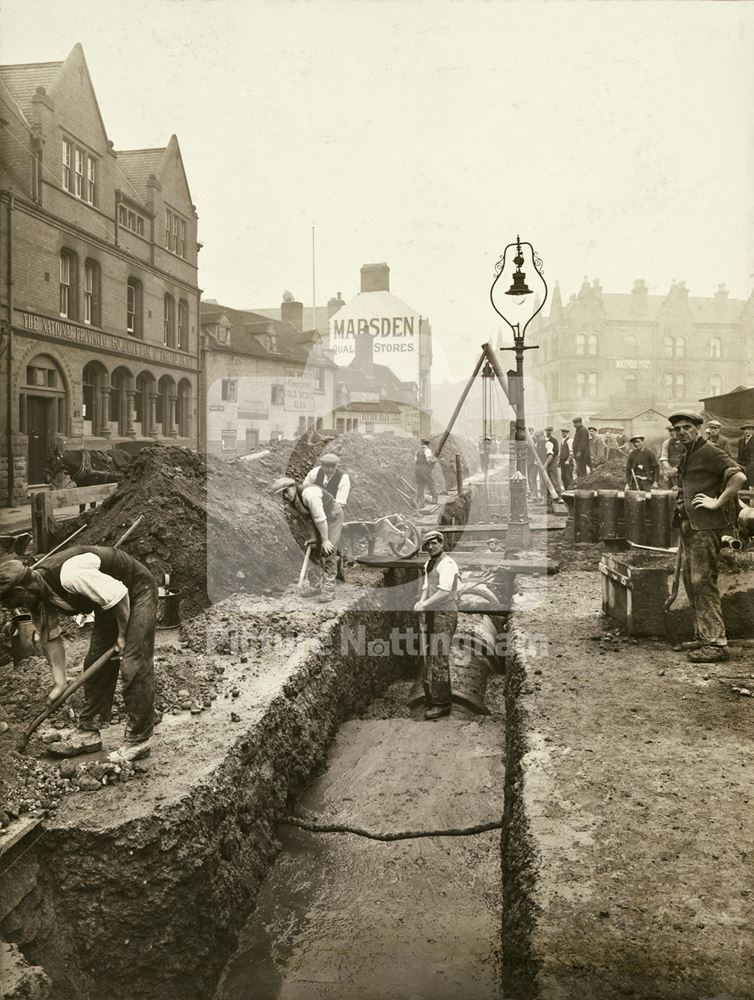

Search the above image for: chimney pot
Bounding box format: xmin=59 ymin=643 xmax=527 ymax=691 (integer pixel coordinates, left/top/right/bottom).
xmin=360 ymin=263 xmax=390 ymax=293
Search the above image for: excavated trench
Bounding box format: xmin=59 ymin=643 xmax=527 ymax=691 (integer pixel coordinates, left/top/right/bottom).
xmin=0 ymin=572 xmax=541 ymax=1000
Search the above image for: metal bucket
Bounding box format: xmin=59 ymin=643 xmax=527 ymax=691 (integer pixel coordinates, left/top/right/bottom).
xmin=156 ymin=589 xmax=181 ymax=629
xmin=10 ymin=613 xmax=37 ymax=664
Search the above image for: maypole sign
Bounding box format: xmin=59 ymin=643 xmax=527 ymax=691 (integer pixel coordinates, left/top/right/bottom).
xmin=328 ymin=290 xmax=421 ymax=384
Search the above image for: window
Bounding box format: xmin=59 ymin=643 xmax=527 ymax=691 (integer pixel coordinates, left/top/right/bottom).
xmin=663 ymin=336 xmax=674 ymax=358
xmin=177 ymin=380 xmax=191 ymax=437
xmin=221 ymin=378 xmax=237 ymax=403
xmin=587 ymin=372 xmax=598 ymax=398
xmin=165 ymin=208 xmax=188 ymax=258
xmin=664 ymin=372 xmax=685 ymax=400
xmin=110 ymin=370 xmax=124 ymax=424
xmin=314 ymin=367 xmax=325 ymax=392
xmin=62 ymin=140 xmax=72 ymax=191
xmin=587 ymin=334 xmax=598 ymax=356
xmin=624 ymin=372 xmax=638 ymax=396
xmin=74 ymin=148 xmax=84 ymax=198
xmin=710 ymin=338 xmax=722 ymax=359
xmin=177 ymin=300 xmax=189 ymax=351
xmin=624 ymin=334 xmax=638 ymax=357
xmin=709 ymin=373 xmax=723 ymax=397
xmin=576 ymin=371 xmax=586 ymax=398
xmin=59 ymin=250 xmax=77 ymax=319
xmin=83 ymin=259 xmax=100 ymax=326
xmin=576 ymin=334 xmax=586 ymax=356
xmin=118 ymin=204 xmax=145 ymax=237
xmin=221 ymin=429 xmax=237 ymax=452
xmin=271 ymin=384 xmax=285 ymax=405
xmin=163 ymin=294 xmax=176 ymax=347
xmin=126 ymin=278 xmax=143 ymax=337
xmin=675 ymin=336 xmax=686 ymax=359
xmin=87 ymin=157 xmax=96 ymax=204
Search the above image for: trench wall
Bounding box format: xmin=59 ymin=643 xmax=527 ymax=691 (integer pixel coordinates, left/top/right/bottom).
xmin=1 ymin=597 xmax=418 ymax=1000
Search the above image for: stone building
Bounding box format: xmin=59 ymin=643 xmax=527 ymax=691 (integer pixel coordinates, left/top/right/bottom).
xmin=200 ymin=300 xmax=337 ymax=454
xmin=0 ymin=44 xmax=200 ymax=503
xmin=528 ymin=278 xmax=754 ymax=429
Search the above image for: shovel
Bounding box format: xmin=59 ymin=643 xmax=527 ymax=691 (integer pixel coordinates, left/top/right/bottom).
xmin=17 ymin=645 xmax=120 ymax=751
xmin=663 ymin=537 xmax=684 ymax=646
xmin=297 ymin=541 xmax=316 ymax=594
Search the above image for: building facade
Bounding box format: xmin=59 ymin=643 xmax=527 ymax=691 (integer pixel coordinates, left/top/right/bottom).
xmin=529 ymin=278 xmax=754 ymax=429
xmin=200 ymin=300 xmax=337 ymax=455
xmin=0 ymin=44 xmax=200 ymax=503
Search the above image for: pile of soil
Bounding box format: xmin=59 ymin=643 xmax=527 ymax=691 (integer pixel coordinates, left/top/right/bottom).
xmin=574 ymin=457 xmax=626 ymax=491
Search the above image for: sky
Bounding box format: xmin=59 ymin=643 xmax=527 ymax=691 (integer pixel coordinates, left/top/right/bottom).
xmin=1 ymin=0 xmax=753 ymax=381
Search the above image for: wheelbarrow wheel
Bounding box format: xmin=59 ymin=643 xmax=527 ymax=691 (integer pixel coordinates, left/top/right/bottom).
xmin=388 ymin=517 xmax=421 ymax=559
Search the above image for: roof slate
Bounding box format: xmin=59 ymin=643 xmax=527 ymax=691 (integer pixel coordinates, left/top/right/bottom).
xmin=200 ymin=302 xmax=334 ymax=367
xmin=116 ymin=148 xmax=166 ymax=204
xmin=0 ymin=61 xmax=63 ymax=123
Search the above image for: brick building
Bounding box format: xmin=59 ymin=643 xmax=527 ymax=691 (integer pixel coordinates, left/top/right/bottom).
xmin=200 ymin=299 xmax=337 ymax=454
xmin=528 ymin=278 xmax=754 ymax=429
xmin=0 ymin=44 xmax=200 ymax=504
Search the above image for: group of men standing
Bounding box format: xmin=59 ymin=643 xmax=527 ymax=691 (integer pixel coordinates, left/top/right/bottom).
xmin=528 ymin=416 xmax=595 ymax=499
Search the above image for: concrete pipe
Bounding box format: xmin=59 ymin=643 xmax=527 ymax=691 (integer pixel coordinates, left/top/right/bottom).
xmin=574 ymin=490 xmax=599 ymax=543
xmin=624 ymin=490 xmax=647 ymax=546
xmin=648 ymin=489 xmax=674 ymax=549
xmin=597 ymin=490 xmax=623 ymax=542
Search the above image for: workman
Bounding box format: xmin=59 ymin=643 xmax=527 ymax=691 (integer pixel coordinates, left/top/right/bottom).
xmin=571 ymin=417 xmax=591 ymax=478
xmin=0 ymin=546 xmax=157 ymax=762
xmin=625 ymin=435 xmax=660 ymax=492
xmin=671 ymin=410 xmax=746 ymax=664
xmin=526 ymin=428 xmax=541 ymax=500
xmin=538 ymin=426 xmax=559 ymax=498
xmin=737 ymin=419 xmax=754 ymax=486
xmin=660 ymin=424 xmax=684 ymax=487
xmin=302 ymin=453 xmax=351 ymax=508
xmin=270 ymin=476 xmax=343 ymax=602
xmin=558 ymin=428 xmax=574 ymax=492
xmin=588 ymin=426 xmax=608 ymax=466
xmin=704 ymin=420 xmax=733 ymax=457
xmin=414 ymin=529 xmax=460 ymax=721
xmin=414 ymin=437 xmax=439 ymax=505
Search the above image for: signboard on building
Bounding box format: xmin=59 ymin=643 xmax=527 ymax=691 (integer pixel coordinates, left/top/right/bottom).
xmin=328 ymin=290 xmax=421 ymax=384
xmin=616 ymin=359 xmax=651 ymax=370
xmin=284 ymin=375 xmax=315 ymax=411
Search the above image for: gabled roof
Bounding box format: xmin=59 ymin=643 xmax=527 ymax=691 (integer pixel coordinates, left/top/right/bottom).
xmin=337 ymin=359 xmax=417 ymax=405
xmin=116 ymin=148 xmax=166 ymax=204
xmin=590 ymin=405 xmax=668 ymax=420
xmin=0 ymin=60 xmax=63 ymax=124
xmin=200 ymin=301 xmax=336 ymax=367
xmin=557 ymin=289 xmax=749 ymax=326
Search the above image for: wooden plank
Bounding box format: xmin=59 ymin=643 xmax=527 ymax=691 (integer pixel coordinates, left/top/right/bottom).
xmin=0 ymin=816 xmax=43 ymax=861
xmin=46 ymin=483 xmax=118 ymax=511
xmin=356 ymin=553 xmax=558 ymax=574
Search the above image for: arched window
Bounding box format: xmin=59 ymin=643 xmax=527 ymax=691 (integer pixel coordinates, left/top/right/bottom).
xmin=674 ymin=373 xmax=685 ymax=399
xmin=624 ymin=334 xmax=638 ymax=357
xmin=127 ymin=278 xmax=143 ymax=337
xmin=587 ymin=334 xmax=598 ymax=356
xmin=709 ymin=338 xmax=722 ymax=359
xmin=82 ymin=361 xmax=107 ymax=432
xmin=624 ymin=372 xmax=638 ymax=396
xmin=59 ymin=249 xmax=78 ymax=319
xmin=164 ymin=294 xmax=176 ymax=348
xmin=663 ymin=372 xmax=674 ymax=397
xmin=83 ymin=259 xmax=101 ymax=326
xmin=587 ymin=372 xmax=598 ymax=398
xmin=157 ymin=374 xmax=175 ymax=433
xmin=663 ymin=336 xmax=674 ymax=358
xmin=575 ymin=334 xmax=586 ymax=356
xmin=709 ymin=373 xmax=723 ymax=397
xmin=576 ymin=371 xmax=587 ymax=398
xmin=675 ymin=336 xmax=686 ymax=359
xmin=110 ymin=369 xmax=124 ymax=424
xmin=178 ymin=299 xmax=189 ymax=351
xmin=177 ymin=379 xmax=192 ymax=437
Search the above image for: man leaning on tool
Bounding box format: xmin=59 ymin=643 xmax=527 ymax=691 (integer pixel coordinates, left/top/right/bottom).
xmin=302 ymin=452 xmax=351 ymax=509
xmin=414 ymin=529 xmax=460 ymax=720
xmin=0 ymin=545 xmax=157 ymax=761
xmin=670 ymin=410 xmax=746 ymax=664
xmin=270 ymin=476 xmax=343 ymax=602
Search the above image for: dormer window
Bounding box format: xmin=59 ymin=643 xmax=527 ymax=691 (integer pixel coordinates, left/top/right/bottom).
xmin=265 ymin=335 xmax=278 ymax=353
xmin=118 ymin=204 xmax=145 ymax=237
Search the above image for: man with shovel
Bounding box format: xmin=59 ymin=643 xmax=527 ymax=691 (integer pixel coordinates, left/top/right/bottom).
xmin=270 ymin=477 xmax=343 ymax=603
xmin=669 ymin=410 xmax=746 ymax=664
xmin=0 ymin=545 xmax=157 ymax=761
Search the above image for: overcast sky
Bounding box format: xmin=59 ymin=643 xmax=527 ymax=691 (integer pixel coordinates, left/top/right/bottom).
xmin=2 ymin=0 xmax=753 ymax=380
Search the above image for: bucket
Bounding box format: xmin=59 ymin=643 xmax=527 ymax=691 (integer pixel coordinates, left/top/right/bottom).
xmin=10 ymin=613 xmax=37 ymax=664
xmin=156 ymin=589 xmax=181 ymax=629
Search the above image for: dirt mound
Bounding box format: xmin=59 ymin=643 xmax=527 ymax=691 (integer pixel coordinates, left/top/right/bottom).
xmin=574 ymin=457 xmax=626 ymax=491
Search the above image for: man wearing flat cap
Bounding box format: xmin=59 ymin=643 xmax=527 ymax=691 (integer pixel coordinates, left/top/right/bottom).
xmin=558 ymin=427 xmax=574 ymax=491
xmin=571 ymin=417 xmax=591 ymax=478
xmin=414 ymin=437 xmax=439 ymax=506
xmin=670 ymin=410 xmax=746 ymax=663
xmin=414 ymin=530 xmax=460 ymax=720
xmin=738 ymin=420 xmax=754 ymax=486
xmin=625 ymin=434 xmax=659 ymax=492
xmin=302 ymin=452 xmax=351 ymax=508
xmin=705 ymin=420 xmax=733 ymax=457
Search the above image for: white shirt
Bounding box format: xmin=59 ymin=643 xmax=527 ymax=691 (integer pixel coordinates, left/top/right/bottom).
xmin=302 ymin=466 xmax=351 ymax=507
xmin=59 ymin=552 xmax=128 ymax=609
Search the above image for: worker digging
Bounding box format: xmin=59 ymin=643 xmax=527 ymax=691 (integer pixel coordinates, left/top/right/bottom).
xmin=413 ymin=528 xmax=460 ymax=721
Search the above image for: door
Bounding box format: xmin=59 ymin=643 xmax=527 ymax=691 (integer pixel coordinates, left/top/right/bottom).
xmin=27 ymin=397 xmax=50 ymax=484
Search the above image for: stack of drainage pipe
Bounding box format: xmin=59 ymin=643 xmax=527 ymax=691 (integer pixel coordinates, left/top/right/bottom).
xmin=562 ymin=488 xmax=677 ymax=547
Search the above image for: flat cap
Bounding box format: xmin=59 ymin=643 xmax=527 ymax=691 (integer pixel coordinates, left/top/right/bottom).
xmin=706 ymin=420 xmax=722 ymax=428
xmin=420 ymin=529 xmax=444 ymax=550
xmin=319 ymin=453 xmax=339 ymax=465
xmin=269 ymin=476 xmax=296 ymax=495
xmin=668 ymin=410 xmax=704 ymax=426
xmin=629 ymin=434 xmax=644 ymax=442
xmin=741 ymin=419 xmax=754 ymax=430
xmin=544 ymin=425 xmax=553 ymax=432
xmin=0 ymin=559 xmax=29 ymax=597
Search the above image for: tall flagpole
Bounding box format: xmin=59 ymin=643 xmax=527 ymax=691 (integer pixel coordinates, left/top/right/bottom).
xmin=311 ymin=222 xmax=316 ymax=331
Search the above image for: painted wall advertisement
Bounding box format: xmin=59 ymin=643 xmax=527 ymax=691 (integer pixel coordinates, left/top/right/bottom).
xmin=328 ymin=291 xmax=421 ymax=385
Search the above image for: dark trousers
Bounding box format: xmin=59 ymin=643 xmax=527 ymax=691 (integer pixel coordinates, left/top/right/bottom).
xmin=415 ymin=468 xmax=438 ymax=503
xmin=680 ymin=519 xmax=726 ymax=647
xmin=422 ymin=610 xmax=458 ymax=706
xmin=79 ymin=577 xmax=157 ymax=742
xmin=574 ymin=455 xmax=589 ymax=478
xmin=560 ymin=463 xmax=573 ymax=491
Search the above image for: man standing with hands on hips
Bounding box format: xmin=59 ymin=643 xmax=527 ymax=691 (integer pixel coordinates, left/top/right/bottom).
xmin=670 ymin=410 xmax=746 ymax=664
xmin=414 ymin=529 xmax=460 ymax=720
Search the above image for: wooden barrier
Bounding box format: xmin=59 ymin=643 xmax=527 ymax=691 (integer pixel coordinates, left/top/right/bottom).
xmin=30 ymin=483 xmax=118 ymax=552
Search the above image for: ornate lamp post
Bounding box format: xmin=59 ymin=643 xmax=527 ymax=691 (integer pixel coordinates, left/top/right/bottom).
xmin=490 ymin=236 xmax=548 ymax=550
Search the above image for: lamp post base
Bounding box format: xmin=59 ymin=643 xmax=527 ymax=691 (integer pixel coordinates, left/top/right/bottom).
xmin=506 ymin=472 xmax=530 ymax=553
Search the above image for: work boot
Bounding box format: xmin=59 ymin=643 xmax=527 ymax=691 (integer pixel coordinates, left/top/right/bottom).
xmin=47 ymin=730 xmax=102 ymax=756
xmin=424 ymin=704 xmax=451 ymax=721
xmin=316 ymin=578 xmax=336 ymax=603
xmin=298 ymin=581 xmax=322 ymax=598
xmin=687 ymin=646 xmax=730 ymax=664
xmin=680 ymin=640 xmax=702 ymax=651
xmin=108 ymin=738 xmax=152 ymax=764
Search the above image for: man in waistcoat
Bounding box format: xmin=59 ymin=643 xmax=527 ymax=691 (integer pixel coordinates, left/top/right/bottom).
xmin=625 ymin=435 xmax=660 ymax=492
xmin=737 ymin=419 xmax=754 ymax=486
xmin=0 ymin=546 xmax=157 ymax=762
xmin=558 ymin=427 xmax=574 ymax=492
xmin=414 ymin=529 xmax=460 ymax=721
xmin=414 ymin=437 xmax=439 ymax=505
xmin=271 ymin=476 xmax=344 ymax=603
xmin=670 ymin=410 xmax=746 ymax=664
xmin=660 ymin=424 xmax=684 ymax=487
xmin=302 ymin=453 xmax=351 ymax=509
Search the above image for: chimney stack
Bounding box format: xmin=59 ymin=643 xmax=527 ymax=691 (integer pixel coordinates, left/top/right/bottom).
xmin=360 ymin=263 xmax=390 ymax=293
xmin=327 ymin=292 xmax=345 ymax=318
xmin=281 ymin=298 xmax=304 ymax=332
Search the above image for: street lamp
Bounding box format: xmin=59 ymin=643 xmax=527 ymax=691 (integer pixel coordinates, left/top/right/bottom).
xmin=490 ymin=236 xmax=548 ymax=550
